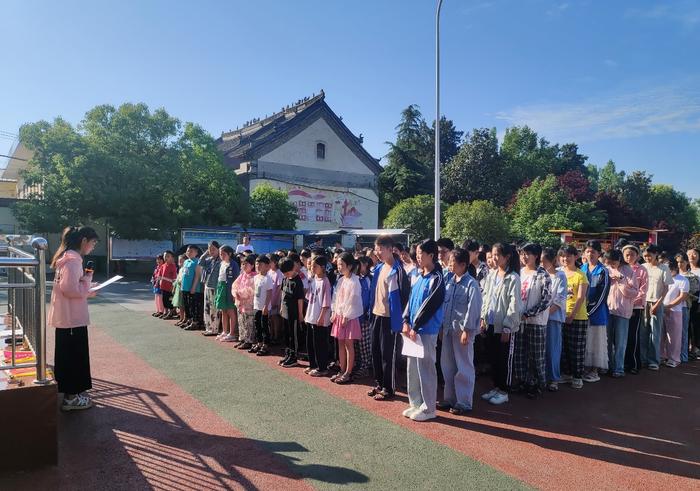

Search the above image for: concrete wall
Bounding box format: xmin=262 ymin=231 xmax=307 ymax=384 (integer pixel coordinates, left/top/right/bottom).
xmin=260 ymin=117 xmax=374 ymax=176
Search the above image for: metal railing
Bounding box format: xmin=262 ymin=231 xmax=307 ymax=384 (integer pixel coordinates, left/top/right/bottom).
xmin=0 ymin=237 xmax=49 ymax=385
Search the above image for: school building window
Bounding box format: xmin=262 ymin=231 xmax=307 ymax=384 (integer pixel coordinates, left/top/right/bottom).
xmin=316 ymin=142 xmax=326 ymax=159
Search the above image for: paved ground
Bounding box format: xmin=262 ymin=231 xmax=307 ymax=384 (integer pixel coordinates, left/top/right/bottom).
xmin=1 ymin=279 xmax=699 ymax=490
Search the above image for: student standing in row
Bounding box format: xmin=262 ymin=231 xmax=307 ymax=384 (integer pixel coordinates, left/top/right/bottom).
xmin=641 ymin=245 xmax=674 ymax=370
xmin=622 ymin=244 xmax=648 ymax=374
xmin=676 ymin=252 xmax=699 ymax=363
xmin=267 ymin=253 xmax=284 ymax=344
xmin=581 ymin=240 xmax=610 ymax=383
xmin=305 ymin=256 xmax=332 ymax=376
xmin=368 ymin=235 xmax=410 ymax=401
xmin=688 ymin=248 xmax=700 ymax=359
xmin=402 ymin=239 xmax=445 ymax=421
xmin=515 ymin=243 xmax=552 ymax=399
xmin=480 ymin=243 xmax=523 ymax=405
xmin=559 ymin=245 xmax=589 ymax=389
xmin=605 ymin=249 xmax=639 ymax=377
xmin=541 ymin=247 xmax=567 ymax=391
xmin=215 ymin=246 xmax=239 ymax=342
xmin=200 ymin=241 xmax=222 ymax=337
xmin=232 ymin=255 xmax=257 ymax=350
xmin=180 ymin=246 xmax=202 ymax=330
xmin=439 ymin=248 xmax=482 ymax=414
xmin=279 ymin=257 xmax=306 ymax=368
xmin=159 ymin=251 xmax=178 ymax=320
xmin=152 ymin=255 xmax=165 ymax=317
xmin=661 ymin=259 xmax=689 ymax=367
xmin=252 ymin=255 xmax=273 ymax=356
xmin=331 ymin=253 xmax=364 ymax=384
xmin=354 ymin=256 xmax=374 ymax=377
xmin=172 ymin=254 xmax=187 ymax=325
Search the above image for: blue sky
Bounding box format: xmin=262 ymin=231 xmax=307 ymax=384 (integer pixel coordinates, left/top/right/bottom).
xmin=1 ymin=0 xmax=699 ymax=198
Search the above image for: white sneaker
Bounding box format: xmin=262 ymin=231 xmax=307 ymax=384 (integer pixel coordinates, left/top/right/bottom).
xmin=648 ymin=364 xmax=659 ymax=371
xmin=583 ymin=371 xmax=600 ymax=383
xmin=221 ymin=335 xmax=237 ymax=342
xmin=402 ymin=406 xmax=420 ymax=418
xmin=481 ymin=388 xmax=499 ymax=401
xmin=410 ymin=411 xmax=437 ymax=422
xmin=665 ymin=360 xmax=678 ymax=368
xmin=571 ymin=378 xmax=584 ymax=389
xmin=488 ymin=391 xmax=509 ymax=405
xmin=62 ymin=394 xmax=93 ymax=411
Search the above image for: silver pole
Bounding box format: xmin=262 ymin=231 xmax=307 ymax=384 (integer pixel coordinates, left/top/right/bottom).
xmin=434 ymin=0 xmax=444 ymax=240
xmin=32 ymin=237 xmax=49 ymax=385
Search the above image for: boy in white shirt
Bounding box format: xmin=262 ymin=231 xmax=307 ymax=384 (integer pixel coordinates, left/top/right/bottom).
xmin=252 ymin=255 xmax=273 ymax=356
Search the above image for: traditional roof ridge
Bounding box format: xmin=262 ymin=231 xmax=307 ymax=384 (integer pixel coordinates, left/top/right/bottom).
xmin=221 ymin=90 xmax=325 ymax=140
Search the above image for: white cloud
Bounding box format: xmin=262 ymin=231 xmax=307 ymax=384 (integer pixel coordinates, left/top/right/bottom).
xmin=626 ymin=2 xmax=700 ymax=30
xmin=546 ymin=2 xmax=570 ymax=16
xmin=495 ymin=81 xmax=700 ymax=143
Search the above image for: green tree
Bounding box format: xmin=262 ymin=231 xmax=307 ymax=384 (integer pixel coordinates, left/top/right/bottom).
xmin=500 ymin=126 xmax=559 ymax=193
xmin=443 ymin=200 xmax=510 ymax=245
xmin=646 ymin=184 xmax=699 ymax=250
xmin=509 ymin=175 xmax=606 ymax=246
xmin=248 ymin=183 xmax=297 ymax=230
xmin=14 ymin=103 xmax=246 ymax=238
xmin=442 ymin=128 xmax=507 ymax=205
xmin=597 ymin=160 xmax=626 ymax=195
xmin=379 ymin=106 xmax=461 ymax=218
xmin=383 ymin=194 xmax=438 ymax=240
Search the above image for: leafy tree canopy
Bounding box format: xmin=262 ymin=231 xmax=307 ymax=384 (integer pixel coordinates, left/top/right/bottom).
xmin=443 ymin=200 xmax=510 ymax=246
xmin=248 ymin=183 xmax=297 ymax=230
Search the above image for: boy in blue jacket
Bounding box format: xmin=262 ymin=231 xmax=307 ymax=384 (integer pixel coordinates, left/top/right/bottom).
xmin=402 ymin=239 xmax=446 ymax=421
xmin=368 ymin=235 xmax=411 ymax=401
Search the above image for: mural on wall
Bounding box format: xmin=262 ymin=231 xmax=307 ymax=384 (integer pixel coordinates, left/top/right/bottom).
xmin=288 ymin=188 xmax=363 ymax=227
xmin=252 ymin=179 xmax=376 ymax=229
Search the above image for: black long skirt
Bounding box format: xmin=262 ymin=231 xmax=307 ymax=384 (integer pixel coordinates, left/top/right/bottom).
xmin=54 ymin=326 xmax=92 ymax=395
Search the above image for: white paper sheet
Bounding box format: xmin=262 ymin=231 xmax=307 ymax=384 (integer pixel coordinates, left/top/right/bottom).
xmin=401 ymin=333 xmax=424 ymax=359
xmin=89 ymin=275 xmax=124 ymax=292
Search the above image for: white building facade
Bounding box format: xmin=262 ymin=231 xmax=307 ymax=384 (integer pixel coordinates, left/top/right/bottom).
xmin=217 ymin=91 xmax=380 ymax=230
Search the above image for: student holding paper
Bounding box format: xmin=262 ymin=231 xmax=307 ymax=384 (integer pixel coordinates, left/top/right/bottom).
xmin=401 ymin=239 xmax=445 ymax=422
xmin=48 ymin=226 xmax=99 ymax=411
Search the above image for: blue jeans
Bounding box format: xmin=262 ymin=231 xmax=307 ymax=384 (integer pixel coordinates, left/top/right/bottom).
xmin=607 ymin=314 xmax=629 ymax=375
xmin=641 ymin=302 xmax=664 ymax=367
xmin=440 ymin=329 xmax=475 ymax=410
xmin=681 ymin=307 xmax=689 ymax=362
xmin=545 ymin=319 xmax=562 ymax=382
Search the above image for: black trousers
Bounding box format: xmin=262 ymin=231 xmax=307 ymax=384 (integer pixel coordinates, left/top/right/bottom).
xmin=54 ymin=327 xmax=92 ymax=395
xmin=371 ymin=315 xmax=398 ymax=394
xmin=690 ymin=302 xmax=700 ymax=349
xmin=625 ymin=309 xmax=643 ymax=371
xmin=486 ymin=326 xmax=515 ymax=391
xmin=307 ymin=323 xmax=330 ymax=371
xmin=162 ymin=290 xmax=173 ymax=309
xmin=254 ymin=310 xmax=270 ymax=345
xmin=283 ymin=316 xmax=300 ymax=355
xmin=184 ymin=291 xmax=203 ymax=323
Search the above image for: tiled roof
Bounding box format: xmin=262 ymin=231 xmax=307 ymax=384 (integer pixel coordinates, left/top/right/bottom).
xmin=216 ymin=91 xmax=381 ymax=175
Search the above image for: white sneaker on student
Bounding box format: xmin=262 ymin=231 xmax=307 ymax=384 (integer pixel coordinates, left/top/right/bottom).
xmin=583 ymin=371 xmax=600 ymax=383
xmin=488 ymin=391 xmax=509 ymax=405
xmin=402 ymin=406 xmax=420 ymax=418
xmin=481 ymin=388 xmax=499 ymax=401
xmin=410 ymin=411 xmax=437 ymax=422
xmin=61 ymin=394 xmax=93 ymax=411
xmin=665 ymin=360 xmax=679 ymax=368
xmin=571 ymin=378 xmax=584 ymax=389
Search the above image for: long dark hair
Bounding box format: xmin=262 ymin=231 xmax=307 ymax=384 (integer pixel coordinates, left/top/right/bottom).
xmin=338 ymin=251 xmax=358 ymax=275
xmin=51 ymin=226 xmax=99 ymax=268
xmin=493 ymin=243 xmax=520 ymax=275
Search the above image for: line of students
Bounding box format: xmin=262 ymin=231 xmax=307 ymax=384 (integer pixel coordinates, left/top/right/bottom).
xmin=152 ymin=235 xmax=700 ymax=422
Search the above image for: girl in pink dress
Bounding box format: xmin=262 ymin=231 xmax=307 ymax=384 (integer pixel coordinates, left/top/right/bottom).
xmin=331 ymin=252 xmax=365 ymax=384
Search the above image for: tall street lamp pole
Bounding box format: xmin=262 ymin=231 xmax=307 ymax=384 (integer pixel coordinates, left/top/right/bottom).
xmin=434 ymin=0 xmax=444 ymax=240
